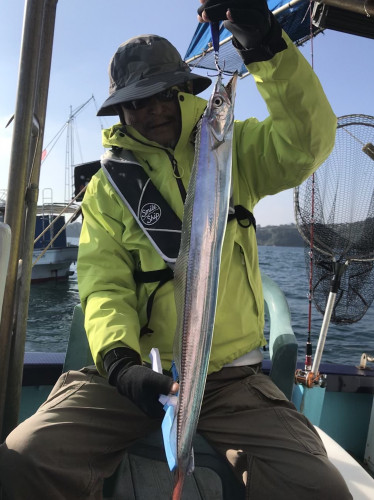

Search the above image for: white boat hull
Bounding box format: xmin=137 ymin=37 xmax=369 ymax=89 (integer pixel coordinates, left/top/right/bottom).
xmin=31 ymin=246 xmax=78 ymax=282
xmin=316 ymin=426 xmax=374 ymax=499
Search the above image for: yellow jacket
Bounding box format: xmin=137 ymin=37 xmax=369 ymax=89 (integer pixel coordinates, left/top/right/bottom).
xmin=78 ymin=34 xmax=336 ymax=376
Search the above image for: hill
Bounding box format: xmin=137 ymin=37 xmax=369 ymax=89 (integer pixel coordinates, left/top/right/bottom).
xmin=256 ymin=224 xmax=304 ymax=247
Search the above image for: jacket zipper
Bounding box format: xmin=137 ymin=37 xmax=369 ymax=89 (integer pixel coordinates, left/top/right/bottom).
xmin=117 ymin=130 xmax=187 ymax=203
xmin=166 ymin=151 xmax=187 ymax=204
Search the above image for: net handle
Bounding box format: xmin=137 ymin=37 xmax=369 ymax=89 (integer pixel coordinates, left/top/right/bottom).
xmin=311 ymin=261 xmax=348 ymax=374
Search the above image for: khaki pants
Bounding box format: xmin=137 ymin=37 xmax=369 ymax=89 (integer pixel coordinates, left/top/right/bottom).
xmin=0 ymin=366 xmax=351 ymax=500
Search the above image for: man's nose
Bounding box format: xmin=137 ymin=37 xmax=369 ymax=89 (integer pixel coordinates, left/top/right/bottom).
xmin=147 ymin=96 xmax=166 ymax=113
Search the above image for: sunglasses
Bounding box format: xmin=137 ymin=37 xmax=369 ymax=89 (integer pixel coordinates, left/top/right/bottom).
xmin=122 ymin=85 xmax=189 ymax=111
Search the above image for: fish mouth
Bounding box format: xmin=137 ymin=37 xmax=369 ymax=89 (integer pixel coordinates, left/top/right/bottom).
xmin=225 ymin=72 xmax=238 ymax=102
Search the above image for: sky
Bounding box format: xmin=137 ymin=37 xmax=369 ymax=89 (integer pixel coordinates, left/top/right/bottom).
xmin=1 ymin=0 xmax=373 ymax=227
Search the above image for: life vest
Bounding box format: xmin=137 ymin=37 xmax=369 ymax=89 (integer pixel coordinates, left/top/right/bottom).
xmin=101 ymin=148 xmax=256 ymax=334
xmin=101 ymin=149 xmax=182 ymax=266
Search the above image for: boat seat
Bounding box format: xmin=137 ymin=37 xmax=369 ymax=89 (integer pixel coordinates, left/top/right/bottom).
xmin=63 ymin=271 xmax=298 ymax=499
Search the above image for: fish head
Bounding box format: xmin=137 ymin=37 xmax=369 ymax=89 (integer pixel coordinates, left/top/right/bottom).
xmin=206 ymin=72 xmax=238 ymax=144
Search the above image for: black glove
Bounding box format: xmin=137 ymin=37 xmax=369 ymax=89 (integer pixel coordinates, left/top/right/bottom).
xmin=104 ymin=347 xmax=174 ymax=418
xmin=197 ymin=0 xmax=287 ymax=64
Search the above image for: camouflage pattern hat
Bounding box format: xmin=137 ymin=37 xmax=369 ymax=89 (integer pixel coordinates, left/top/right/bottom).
xmin=97 ymin=34 xmax=212 ymax=116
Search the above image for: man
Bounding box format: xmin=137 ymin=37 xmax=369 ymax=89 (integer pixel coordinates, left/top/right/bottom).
xmin=0 ymin=1 xmax=352 ymax=498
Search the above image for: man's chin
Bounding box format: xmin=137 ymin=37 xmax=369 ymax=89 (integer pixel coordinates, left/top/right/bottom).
xmin=148 ymin=132 xmax=179 ymax=149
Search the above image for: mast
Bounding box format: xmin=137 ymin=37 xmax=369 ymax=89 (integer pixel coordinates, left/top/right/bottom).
xmin=63 ymin=96 xmax=95 ymax=202
xmin=0 ymin=0 xmax=58 ymax=440
xmin=65 ymin=105 xmax=74 ymax=202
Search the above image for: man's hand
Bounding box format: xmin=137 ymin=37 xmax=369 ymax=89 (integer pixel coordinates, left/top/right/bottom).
xmin=198 ymin=0 xmax=231 ymax=23
xmin=196 ymin=0 xmax=287 ymax=63
xmin=197 ymin=0 xmax=272 ymax=49
xmin=116 ymin=365 xmax=177 ymax=418
xmin=104 ymin=347 xmax=178 ymax=418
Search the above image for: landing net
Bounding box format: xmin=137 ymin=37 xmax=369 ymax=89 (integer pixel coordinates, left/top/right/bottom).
xmin=294 ymin=114 xmax=374 ymax=324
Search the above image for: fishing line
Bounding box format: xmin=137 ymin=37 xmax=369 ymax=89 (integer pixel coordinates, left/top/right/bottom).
xmin=210 ymin=21 xmax=222 ymax=74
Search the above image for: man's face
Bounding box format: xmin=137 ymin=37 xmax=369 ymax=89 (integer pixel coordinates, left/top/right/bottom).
xmin=121 ymin=87 xmax=182 ymax=149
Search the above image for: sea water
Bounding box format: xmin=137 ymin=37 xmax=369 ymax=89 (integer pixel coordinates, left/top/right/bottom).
xmin=26 ymin=246 xmax=374 ymax=366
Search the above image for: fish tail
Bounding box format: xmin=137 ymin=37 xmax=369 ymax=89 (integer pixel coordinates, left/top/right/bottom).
xmin=172 ymin=468 xmax=185 ymax=500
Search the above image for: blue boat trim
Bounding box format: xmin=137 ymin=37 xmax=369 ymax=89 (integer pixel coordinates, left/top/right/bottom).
xmin=22 ymin=353 xmax=374 ymax=395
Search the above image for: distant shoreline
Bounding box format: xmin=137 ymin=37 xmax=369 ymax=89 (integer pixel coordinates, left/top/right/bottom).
xmin=256 ymin=223 xmax=304 ymax=247
xmin=67 ymin=221 xmax=305 ymax=247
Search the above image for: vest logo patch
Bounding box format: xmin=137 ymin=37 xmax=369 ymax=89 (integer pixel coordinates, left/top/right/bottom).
xmin=140 ymin=203 xmax=162 ymax=226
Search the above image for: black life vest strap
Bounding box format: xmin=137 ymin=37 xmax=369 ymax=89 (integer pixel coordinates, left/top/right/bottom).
xmin=134 ymin=268 xmax=174 ymax=336
xmin=228 ymin=205 xmax=257 ymax=231
xmin=133 ymin=268 xmax=174 ymax=284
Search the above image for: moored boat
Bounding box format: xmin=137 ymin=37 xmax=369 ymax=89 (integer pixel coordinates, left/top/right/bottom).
xmin=0 ymin=194 xmax=79 ymax=283
xmin=31 ymin=245 xmax=77 ymax=282
xmin=31 ymin=203 xmax=79 ymax=283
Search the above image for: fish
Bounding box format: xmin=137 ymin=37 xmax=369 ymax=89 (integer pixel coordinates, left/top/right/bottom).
xmin=171 ymin=71 xmax=238 ymax=500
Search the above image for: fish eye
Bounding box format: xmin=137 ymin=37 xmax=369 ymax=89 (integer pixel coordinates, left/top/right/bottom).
xmin=213 ymin=95 xmax=224 ymax=107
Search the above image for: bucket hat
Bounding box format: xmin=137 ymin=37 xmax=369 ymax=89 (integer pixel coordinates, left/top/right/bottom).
xmin=97 ymin=34 xmax=212 ymax=116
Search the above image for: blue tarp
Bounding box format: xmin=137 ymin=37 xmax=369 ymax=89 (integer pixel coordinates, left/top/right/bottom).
xmin=184 ymin=0 xmax=319 ymax=75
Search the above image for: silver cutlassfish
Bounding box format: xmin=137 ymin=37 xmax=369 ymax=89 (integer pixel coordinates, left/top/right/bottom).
xmin=171 ymin=71 xmax=238 ymax=499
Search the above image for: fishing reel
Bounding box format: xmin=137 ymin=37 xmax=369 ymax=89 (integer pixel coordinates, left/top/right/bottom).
xmin=294 ymin=341 xmax=327 ymax=388
xmin=295 ymin=369 xmax=327 ymax=388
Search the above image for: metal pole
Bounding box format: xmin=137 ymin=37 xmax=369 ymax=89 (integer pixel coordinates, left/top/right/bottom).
xmin=311 ymin=291 xmax=336 ymax=375
xmin=3 ymin=0 xmax=59 ymax=438
xmin=0 ymin=0 xmax=58 ymax=441
xmin=311 ymin=261 xmax=348 ymax=376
